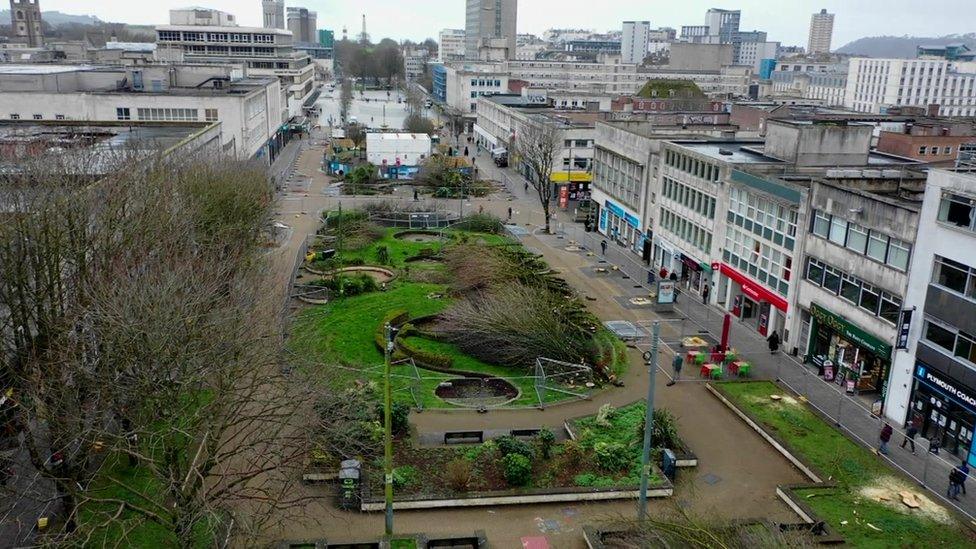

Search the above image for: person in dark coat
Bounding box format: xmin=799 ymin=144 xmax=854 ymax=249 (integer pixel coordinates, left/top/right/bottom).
xmin=767 ymin=331 xmax=781 ymax=354
xmin=901 ymin=416 xmax=920 ymax=454
xmin=701 ymin=283 xmax=710 ymax=304
xmin=600 ymin=239 xmax=608 ymax=255
xmin=666 ymin=354 xmax=683 ymax=386
xmin=878 ymin=423 xmax=893 ymax=455
xmin=669 ymin=273 xmax=679 ymax=302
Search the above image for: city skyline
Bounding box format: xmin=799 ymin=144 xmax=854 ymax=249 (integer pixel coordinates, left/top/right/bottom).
xmin=32 ymin=0 xmax=976 ymax=47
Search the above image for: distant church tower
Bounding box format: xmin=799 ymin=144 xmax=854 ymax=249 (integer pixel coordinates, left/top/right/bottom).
xmin=10 ymin=0 xmax=43 ymax=47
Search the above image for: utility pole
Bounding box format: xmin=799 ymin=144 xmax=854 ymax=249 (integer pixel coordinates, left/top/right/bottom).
xmin=383 ymin=323 xmax=396 ymax=536
xmin=638 ymin=321 xmax=661 ymax=520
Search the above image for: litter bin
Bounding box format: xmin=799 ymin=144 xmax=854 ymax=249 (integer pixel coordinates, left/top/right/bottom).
xmin=337 ymin=459 xmax=362 ymax=510
xmin=661 ymin=449 xmax=676 ymax=482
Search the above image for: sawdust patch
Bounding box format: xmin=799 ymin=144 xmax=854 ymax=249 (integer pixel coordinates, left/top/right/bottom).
xmin=859 ymin=476 xmax=953 ymax=525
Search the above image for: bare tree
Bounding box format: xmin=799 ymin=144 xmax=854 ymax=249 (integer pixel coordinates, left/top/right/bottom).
xmin=512 ymin=122 xmax=562 ymax=234
xmin=0 ymin=151 xmax=318 ymax=546
xmin=403 ymin=113 xmax=434 ymax=135
xmin=339 ymin=79 xmax=353 ymax=124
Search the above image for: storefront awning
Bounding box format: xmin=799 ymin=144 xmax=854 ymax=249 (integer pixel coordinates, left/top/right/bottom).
xmin=719 ymin=263 xmax=788 ymax=313
xmin=810 ymin=303 xmax=892 ymax=358
xmin=473 ymin=124 xmax=499 ymax=147
xmin=550 ymin=171 xmax=593 ymax=183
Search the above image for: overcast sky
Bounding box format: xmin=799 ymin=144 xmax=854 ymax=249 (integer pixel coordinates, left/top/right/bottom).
xmin=38 ymin=1 xmax=976 ymax=47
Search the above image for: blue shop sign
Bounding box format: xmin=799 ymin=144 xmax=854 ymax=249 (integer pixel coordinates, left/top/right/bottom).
xmin=604 ymin=199 xmax=640 ymax=229
xmin=604 ymin=199 xmax=624 ymax=218
xmin=915 ymin=364 xmax=976 ymax=413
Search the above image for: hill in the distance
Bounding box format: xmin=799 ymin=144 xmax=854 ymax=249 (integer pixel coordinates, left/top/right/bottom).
xmin=0 ymin=9 xmax=102 ymax=27
xmin=837 ymin=33 xmax=976 ymax=58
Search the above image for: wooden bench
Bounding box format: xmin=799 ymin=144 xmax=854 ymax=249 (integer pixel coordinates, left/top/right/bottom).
xmin=444 ymin=431 xmax=484 ymax=444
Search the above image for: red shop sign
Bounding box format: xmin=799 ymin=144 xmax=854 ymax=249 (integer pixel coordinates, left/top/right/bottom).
xmin=719 ymin=263 xmax=788 ymax=313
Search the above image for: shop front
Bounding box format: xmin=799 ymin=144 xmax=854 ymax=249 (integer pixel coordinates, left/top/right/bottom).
xmin=595 ymin=196 xmax=642 ymax=253
xmin=678 ymin=253 xmax=712 ymax=295
xmin=910 ymin=364 xmax=976 ymax=466
xmin=718 ymin=263 xmax=787 ymax=337
xmin=807 ymin=303 xmax=892 ymax=402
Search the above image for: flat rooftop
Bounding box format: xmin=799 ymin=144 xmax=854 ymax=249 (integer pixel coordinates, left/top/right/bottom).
xmin=671 ymin=141 xmax=784 ymax=164
xmin=367 ymin=133 xmax=431 ymax=141
xmin=0 ymin=122 xmax=210 ymax=155
xmin=0 ymin=64 xmax=100 ymax=75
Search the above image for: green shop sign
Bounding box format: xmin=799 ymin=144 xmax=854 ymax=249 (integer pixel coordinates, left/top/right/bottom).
xmin=810 ymin=303 xmax=893 ymax=358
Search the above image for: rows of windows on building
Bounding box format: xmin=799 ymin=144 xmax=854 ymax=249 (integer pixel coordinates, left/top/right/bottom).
xmin=810 ymin=209 xmax=912 ymax=271
xmin=158 ymin=31 xmax=277 ymax=43
xmin=659 ymin=209 xmax=713 ymax=255
xmin=593 ymin=148 xmax=642 ymax=208
xmin=116 ymin=107 xmax=218 ymax=122
xmin=728 ymin=187 xmax=798 ymax=250
xmin=661 ymin=177 xmax=717 ymax=219
xmin=923 ymin=256 xmax=976 ymax=365
xmin=664 ymin=149 xmax=722 ymax=182
xmin=182 ymin=45 xmax=276 ymax=56
xmin=805 ymin=258 xmax=902 ymax=324
xmin=723 ymin=227 xmax=792 ymax=297
xmin=9 ymin=114 xmax=67 ymax=120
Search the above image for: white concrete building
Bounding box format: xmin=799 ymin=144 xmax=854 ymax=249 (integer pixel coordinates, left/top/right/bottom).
xmin=504 ymin=59 xmax=643 ymax=94
xmin=156 ymin=8 xmax=316 ymax=119
xmin=621 ymin=21 xmax=650 ymax=65
xmin=434 ymin=63 xmax=510 ymax=114
xmin=887 ymin=170 xmax=976 ymax=461
xmin=0 ymin=64 xmax=282 ymax=161
xmin=808 ymin=9 xmax=835 ymax=55
xmin=737 ymin=40 xmax=779 ymax=72
xmin=439 ymin=29 xmax=466 ymax=62
xmin=844 ymin=57 xmax=976 ymax=116
xmin=366 ymin=133 xmax=432 ymax=167
xmin=770 ymin=71 xmax=848 ymax=106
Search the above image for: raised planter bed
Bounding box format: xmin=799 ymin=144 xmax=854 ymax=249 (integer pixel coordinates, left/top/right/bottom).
xmin=275 ymin=532 xmax=487 ymax=549
xmin=563 ymin=403 xmax=698 ymax=468
xmin=360 ymin=477 xmax=672 ymax=511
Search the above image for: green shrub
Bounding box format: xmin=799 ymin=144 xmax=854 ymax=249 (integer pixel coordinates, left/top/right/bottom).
xmin=573 ymin=473 xmax=597 ymax=487
xmin=454 ymin=213 xmax=504 ymax=234
xmin=593 ymin=441 xmax=629 ymax=472
xmin=396 ymin=337 xmax=453 ymax=369
xmin=634 ymin=409 xmax=681 ymax=451
xmin=502 ymin=453 xmax=532 ymax=486
xmin=376 ymin=245 xmax=390 ymax=265
xmin=444 ymin=458 xmax=473 ymax=492
xmin=376 ymin=402 xmax=411 ymax=436
xmin=374 ymin=309 xmax=409 ymax=350
xmin=536 ymin=428 xmax=556 ymax=460
xmin=494 ymin=435 xmax=534 ymax=459
xmin=392 ymin=465 xmax=418 ymax=489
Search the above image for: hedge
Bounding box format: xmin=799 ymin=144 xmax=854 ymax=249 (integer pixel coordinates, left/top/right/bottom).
xmin=396 ymin=337 xmax=454 ymax=370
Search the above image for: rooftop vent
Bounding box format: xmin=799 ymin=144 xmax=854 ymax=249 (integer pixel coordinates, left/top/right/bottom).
xmin=718 ymin=148 xmax=734 ymax=156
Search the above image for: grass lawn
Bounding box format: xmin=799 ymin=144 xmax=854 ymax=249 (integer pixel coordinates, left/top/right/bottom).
xmin=319 ymin=228 xmax=512 ymax=269
xmin=717 ymin=381 xmax=975 ymax=547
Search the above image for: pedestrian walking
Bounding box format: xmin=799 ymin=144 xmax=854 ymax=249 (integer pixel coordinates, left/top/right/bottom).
xmin=701 ymin=284 xmax=710 ymax=305
xmin=667 ymin=353 xmax=683 ymax=386
xmin=647 ymin=270 xmax=656 ymax=285
xmin=478 ymin=204 xmax=484 ymax=214
xmin=669 ymin=273 xmax=679 ymax=303
xmin=464 ymin=146 xmax=469 ymax=156
xmin=524 ymin=181 xmax=529 ymax=193
xmin=949 ymin=466 xmax=964 ymax=500
xmin=507 ymin=206 xmax=513 ymax=220
xmin=960 ymin=460 xmax=970 ymax=496
xmin=659 ymin=267 xmax=668 ymax=280
xmin=929 ymin=433 xmax=942 ymax=455
xmin=878 ymin=422 xmax=893 ymax=455
xmin=901 ymin=417 xmax=920 ymax=454
xmin=413 ymin=188 xmax=419 ymax=201
xmin=600 ymin=239 xmax=608 ymax=255
xmin=767 ymin=330 xmax=781 ymax=354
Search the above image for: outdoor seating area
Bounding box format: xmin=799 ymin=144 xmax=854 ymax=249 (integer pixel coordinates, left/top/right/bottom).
xmin=689 ymin=349 xmax=751 ymax=379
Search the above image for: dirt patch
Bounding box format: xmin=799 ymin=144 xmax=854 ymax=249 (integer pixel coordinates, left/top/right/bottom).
xmin=395 ymin=230 xmax=444 ymax=243
xmin=858 ymin=476 xmax=953 ymax=525
xmin=435 ymin=377 xmax=519 ymax=407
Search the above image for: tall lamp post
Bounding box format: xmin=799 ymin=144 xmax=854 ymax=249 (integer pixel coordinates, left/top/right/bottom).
xmin=638 ymin=321 xmax=661 ymax=520
xmin=383 ymin=323 xmax=397 ymax=536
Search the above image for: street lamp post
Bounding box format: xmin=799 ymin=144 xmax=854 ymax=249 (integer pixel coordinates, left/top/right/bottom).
xmin=638 ymin=321 xmax=661 ymax=520
xmin=383 ymin=323 xmax=396 ymax=536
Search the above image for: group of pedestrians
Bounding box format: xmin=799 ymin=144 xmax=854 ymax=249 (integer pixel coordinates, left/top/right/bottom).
xmin=878 ymin=419 xmax=972 ymax=501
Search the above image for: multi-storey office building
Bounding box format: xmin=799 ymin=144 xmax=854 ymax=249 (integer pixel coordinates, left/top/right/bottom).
xmin=156 ymin=8 xmax=316 ymax=119
xmin=770 ymin=71 xmax=848 ymax=106
xmin=0 ymin=64 xmax=284 ymax=161
xmin=439 ymin=29 xmax=466 ymax=62
xmin=504 ymin=59 xmax=643 ymax=94
xmin=621 ymin=21 xmax=650 ymax=65
xmin=262 ymin=0 xmax=285 ymax=30
xmin=431 ymin=63 xmax=510 ymax=115
xmin=465 ymin=0 xmax=517 ymax=61
xmin=588 ymin=120 xmax=746 ymax=261
xmin=796 ymin=179 xmax=921 ymax=410
xmin=888 ymin=169 xmax=976 ymax=463
xmin=844 ymin=57 xmax=976 ymax=116
xmin=286 ymin=7 xmax=317 ymax=44
xmin=807 ymin=9 xmax=834 ymax=55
